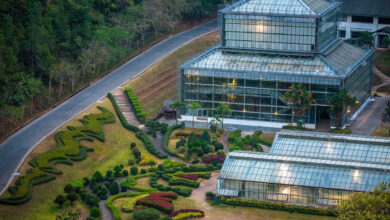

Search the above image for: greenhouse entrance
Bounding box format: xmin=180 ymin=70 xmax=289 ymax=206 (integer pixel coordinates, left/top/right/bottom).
xmin=316 ymin=106 xmax=331 ymax=130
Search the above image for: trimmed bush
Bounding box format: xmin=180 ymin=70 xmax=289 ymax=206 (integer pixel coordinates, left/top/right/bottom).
xmin=136 ymin=132 xmax=167 ymax=159
xmin=107 ymin=93 xmax=140 ymax=132
xmin=202 ymin=155 xmax=225 ymax=164
xmin=163 ymin=124 xmax=181 ymax=157
xmin=124 ymin=87 xmax=147 ymax=123
xmin=131 ymin=166 xmax=138 ymax=176
xmin=221 ymin=197 xmax=337 ymax=216
xmin=133 ymin=208 xmax=160 ymax=220
xmin=106 ymin=192 xmax=148 ymax=220
xmin=172 ymin=212 xmax=204 ymax=220
xmin=109 ymin=182 xmax=120 ymax=195
xmin=122 ymin=194 xmax=149 ymax=212
xmin=90 ymin=207 xmax=101 ymax=218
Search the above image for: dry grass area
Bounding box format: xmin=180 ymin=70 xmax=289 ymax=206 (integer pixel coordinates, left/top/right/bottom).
xmin=377 ymin=84 xmax=390 ymax=95
xmin=0 ymin=98 xmax=164 ymax=220
xmin=124 ymin=31 xmax=220 ymax=119
xmin=371 ymin=126 xmax=390 ymax=137
xmin=259 ymin=133 xmax=276 ymax=143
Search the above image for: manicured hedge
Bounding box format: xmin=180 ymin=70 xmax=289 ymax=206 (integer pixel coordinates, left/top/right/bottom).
xmin=107 ymin=93 xmax=140 ymax=132
xmin=163 ymin=124 xmax=181 ymax=157
xmin=133 ymin=208 xmax=160 ymax=220
xmin=220 ymin=197 xmax=337 ymax=216
xmin=136 ymin=192 xmax=177 ymax=214
xmin=120 ymin=174 xmax=159 ymax=193
xmin=171 ymin=212 xmax=204 ymax=220
xmin=202 ymin=155 xmax=225 ymax=164
xmin=0 ymin=170 xmax=56 ymax=204
xmin=136 ymin=132 xmax=167 ymax=159
xmin=163 ymin=159 xmax=186 ymax=168
xmin=106 ymin=192 xmax=148 ymax=220
xmin=124 ymin=87 xmax=147 ymax=124
xmin=121 ymin=194 xmax=149 ymax=212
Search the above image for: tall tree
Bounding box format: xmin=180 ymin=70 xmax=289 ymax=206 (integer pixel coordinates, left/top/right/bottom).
xmin=327 ymin=88 xmax=357 ymax=129
xmin=216 ymin=102 xmax=231 ymax=129
xmin=188 ymin=102 xmax=201 ymax=128
xmin=282 ymin=84 xmax=316 ymax=127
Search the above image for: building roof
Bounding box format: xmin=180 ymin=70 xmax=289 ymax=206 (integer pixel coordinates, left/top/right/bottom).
xmin=376 ymin=26 xmax=390 ymax=34
xmin=181 ymin=42 xmax=370 ymax=81
xmin=341 ymin=0 xmax=390 ymax=17
xmin=271 ymin=130 xmax=390 ymax=164
xmin=219 ymin=151 xmax=390 ymax=192
xmin=221 ymin=0 xmax=338 ymax=17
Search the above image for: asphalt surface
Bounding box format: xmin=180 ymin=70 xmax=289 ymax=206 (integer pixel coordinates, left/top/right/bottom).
xmin=0 ymin=20 xmax=218 ymax=195
xmin=351 ymin=96 xmax=390 ymax=135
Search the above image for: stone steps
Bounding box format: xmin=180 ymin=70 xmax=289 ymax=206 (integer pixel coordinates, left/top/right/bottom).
xmin=112 ymin=89 xmax=144 ymax=129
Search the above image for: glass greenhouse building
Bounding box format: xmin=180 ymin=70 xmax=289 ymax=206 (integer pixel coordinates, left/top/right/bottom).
xmin=178 ymin=0 xmax=374 ymax=128
xmin=217 ymin=130 xmax=390 ymax=206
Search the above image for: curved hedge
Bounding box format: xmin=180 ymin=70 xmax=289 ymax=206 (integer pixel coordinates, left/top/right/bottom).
xmin=106 ymin=192 xmax=149 ymax=220
xmin=0 ymin=170 xmax=56 ymax=204
xmin=136 ymin=132 xmax=167 ymax=159
xmin=1 ymin=107 xmax=114 ymax=205
xmin=220 ymin=197 xmax=337 ymax=216
xmin=120 ymin=174 xmax=159 ymax=193
xmin=107 ymin=93 xmax=140 ymax=133
xmin=163 ymin=124 xmax=181 ymax=157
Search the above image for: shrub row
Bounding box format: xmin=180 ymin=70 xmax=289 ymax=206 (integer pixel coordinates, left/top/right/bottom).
xmin=177 ymin=174 xmax=198 ymax=181
xmin=202 ymin=155 xmax=225 ymax=164
xmin=121 ymin=194 xmax=149 ymax=212
xmin=120 ymin=174 xmax=159 ymax=193
xmin=163 ymin=159 xmax=186 ymax=169
xmin=136 ymin=192 xmax=177 ymax=214
xmin=124 ymin=87 xmax=147 ymax=124
xmin=220 ymin=197 xmax=337 ymax=216
xmin=136 ymin=132 xmax=168 ymax=159
xmin=0 ymin=171 xmax=56 ymax=204
xmin=133 ymin=208 xmax=160 ymax=220
xmin=169 ymin=209 xmax=204 ymax=218
xmin=106 ymin=192 xmax=148 ymax=220
xmin=172 ymin=212 xmax=204 ymax=220
xmin=107 ymin=93 xmax=140 ymax=132
xmin=163 ymin=124 xmax=181 ymax=157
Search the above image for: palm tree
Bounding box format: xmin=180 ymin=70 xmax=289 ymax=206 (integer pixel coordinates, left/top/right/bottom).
xmin=216 ymin=102 xmax=232 ymax=129
xmin=170 ymin=100 xmax=186 ymax=125
xmin=282 ymin=84 xmax=316 ymax=127
xmin=188 ymin=102 xmax=201 ymax=128
xmin=327 ymin=88 xmax=357 ymax=129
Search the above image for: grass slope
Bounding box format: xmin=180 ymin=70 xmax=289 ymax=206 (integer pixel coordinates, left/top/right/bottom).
xmin=124 ymin=31 xmax=220 ymax=119
xmin=376 ymin=51 xmax=390 ymax=77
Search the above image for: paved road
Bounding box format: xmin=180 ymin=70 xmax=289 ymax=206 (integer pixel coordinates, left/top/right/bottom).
xmin=351 ymin=97 xmax=390 ymax=135
xmin=0 ymin=20 xmax=218 ymax=195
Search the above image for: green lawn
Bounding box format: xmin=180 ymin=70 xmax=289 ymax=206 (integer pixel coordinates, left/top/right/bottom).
xmin=376 ymin=51 xmax=390 ymax=77
xmin=371 ymin=126 xmax=390 ymax=137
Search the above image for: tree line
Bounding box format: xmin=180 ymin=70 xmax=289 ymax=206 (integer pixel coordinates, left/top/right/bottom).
xmin=0 ymin=0 xmax=226 ymax=138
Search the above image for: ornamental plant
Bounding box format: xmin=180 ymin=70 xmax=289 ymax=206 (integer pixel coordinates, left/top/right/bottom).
xmin=202 ymin=155 xmax=225 ymax=164
xmin=177 ymin=174 xmax=199 ymax=181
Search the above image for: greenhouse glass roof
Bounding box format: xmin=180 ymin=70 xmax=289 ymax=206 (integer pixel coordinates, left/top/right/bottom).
xmin=220 ymin=151 xmax=390 ymax=192
xmin=221 ymin=0 xmax=338 ymax=17
xmin=271 ymin=130 xmax=390 ymax=164
xmin=182 ymin=48 xmax=337 ymax=77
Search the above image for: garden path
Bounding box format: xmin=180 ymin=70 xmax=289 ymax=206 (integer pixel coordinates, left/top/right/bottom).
xmin=148 ymin=132 xmax=187 ymax=163
xmin=112 ymin=89 xmax=145 ymax=129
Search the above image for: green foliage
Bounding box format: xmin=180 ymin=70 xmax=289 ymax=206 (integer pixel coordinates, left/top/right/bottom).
xmin=282 ymin=84 xmax=316 ymax=125
xmin=125 ymin=87 xmax=147 ymax=123
xmin=337 ymin=182 xmax=390 ymax=220
xmin=163 ymin=159 xmax=186 ymax=168
xmin=200 ymin=131 xmax=211 ymax=144
xmin=54 ymin=195 xmax=66 ymax=208
xmin=109 ymin=182 xmax=120 ymax=195
xmin=136 ymin=132 xmax=168 ymax=159
xmin=327 ymin=88 xmax=357 ymax=129
xmin=90 ymin=207 xmax=101 ymax=218
xmin=221 ymin=197 xmax=336 ymax=216
xmin=164 ymin=124 xmax=181 ymax=156
xmin=172 ymin=212 xmax=204 ymax=220
xmin=122 ymin=194 xmax=149 ymax=212
xmin=133 ymin=208 xmax=160 ymax=220
xmin=66 ymin=178 xmax=84 ymax=189
xmin=131 ymin=166 xmax=139 ymax=176
xmin=107 ymin=93 xmax=141 ymax=132
xmin=93 ymin=171 xmax=104 ymax=182
xmin=106 ymin=192 xmax=149 ymax=220
xmin=228 ymin=130 xmax=241 ymax=144
xmin=120 ymin=174 xmax=158 ymax=193
xmin=66 ymin=192 xmax=78 ymax=205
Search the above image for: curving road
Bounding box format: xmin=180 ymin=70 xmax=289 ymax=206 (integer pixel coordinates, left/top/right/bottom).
xmin=0 ymin=20 xmax=218 ymax=195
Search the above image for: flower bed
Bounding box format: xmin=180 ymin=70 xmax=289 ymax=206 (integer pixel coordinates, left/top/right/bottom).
xmin=136 ymin=192 xmax=177 ymax=214
xmin=177 ymin=174 xmax=199 ymax=181
xmin=202 ymin=155 xmax=225 ymax=164
xmin=169 ymin=209 xmax=204 ymax=217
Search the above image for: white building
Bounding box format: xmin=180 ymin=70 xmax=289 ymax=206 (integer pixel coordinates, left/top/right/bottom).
xmin=338 ymin=0 xmax=390 ymax=48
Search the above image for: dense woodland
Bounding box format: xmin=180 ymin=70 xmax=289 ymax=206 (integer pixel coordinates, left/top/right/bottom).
xmin=0 ymin=0 xmax=225 ymax=139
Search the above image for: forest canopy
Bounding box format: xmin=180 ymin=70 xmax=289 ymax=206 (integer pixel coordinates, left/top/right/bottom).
xmin=0 ymin=0 xmax=225 ymax=138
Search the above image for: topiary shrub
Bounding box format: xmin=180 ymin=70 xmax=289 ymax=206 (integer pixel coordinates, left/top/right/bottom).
xmin=131 ymin=166 xmax=138 ymax=176
xmin=109 ymin=182 xmax=119 ymax=195
xmin=133 ymin=208 xmax=160 ymax=220
xmin=90 ymin=207 xmax=101 ymax=218
xmin=141 ymin=169 xmax=147 ymax=174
